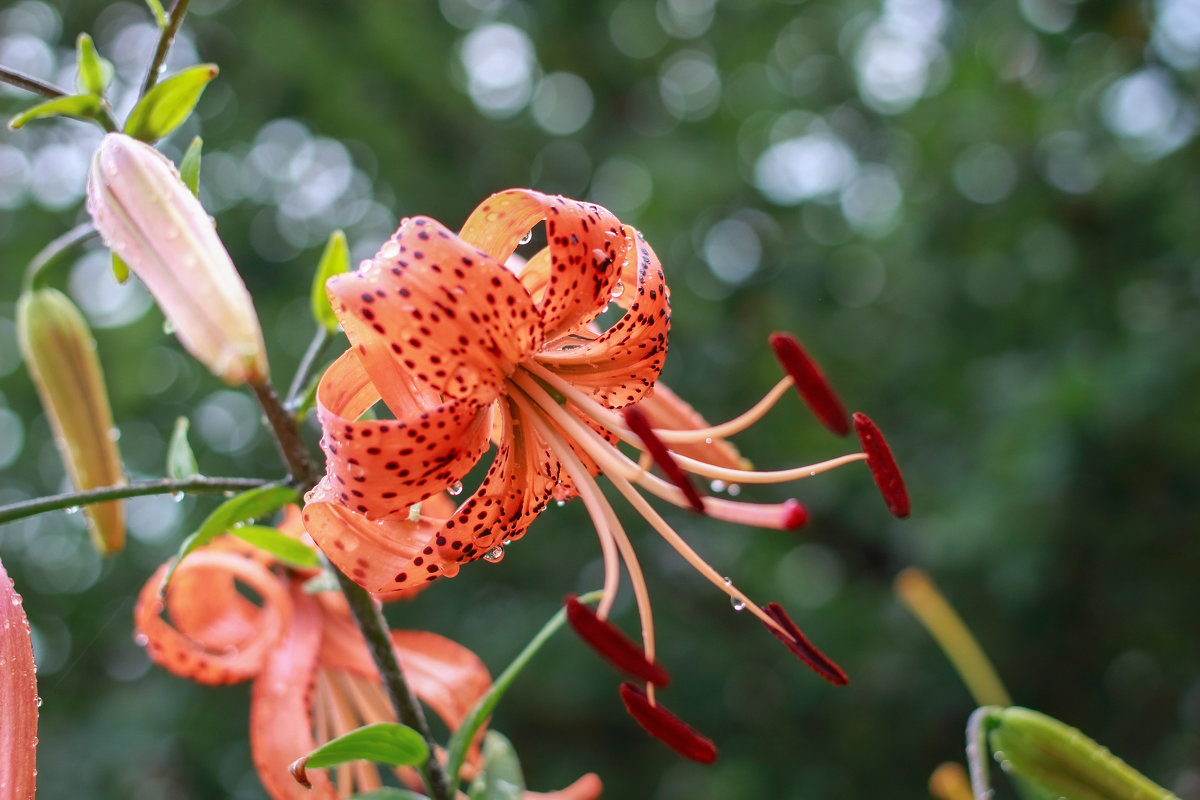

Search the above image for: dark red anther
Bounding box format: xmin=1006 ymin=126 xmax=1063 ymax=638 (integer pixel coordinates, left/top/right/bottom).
xmin=761 ymin=602 xmax=848 ymax=686
xmin=623 ymin=406 xmax=706 ymax=512
xmin=565 ymin=595 xmax=670 ymax=687
xmin=619 ymin=683 xmax=717 ymax=764
xmin=781 ymin=498 xmax=809 ymax=530
xmin=768 ymin=332 xmax=851 ymax=436
xmin=852 ymin=412 xmax=909 ymax=518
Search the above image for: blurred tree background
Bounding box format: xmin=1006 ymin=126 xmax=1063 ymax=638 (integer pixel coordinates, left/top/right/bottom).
xmin=2 ymin=0 xmax=1200 ymax=797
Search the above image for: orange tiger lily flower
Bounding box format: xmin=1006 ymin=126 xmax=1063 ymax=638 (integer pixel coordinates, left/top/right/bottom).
xmin=133 ymin=506 xmax=600 ymax=799
xmin=302 ymin=189 xmax=907 ymax=760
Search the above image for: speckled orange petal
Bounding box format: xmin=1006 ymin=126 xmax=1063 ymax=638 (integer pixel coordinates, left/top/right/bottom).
xmin=312 ymin=349 xmax=494 ymax=519
xmin=632 ymin=383 xmax=748 ymax=470
xmin=167 ymin=546 xmax=269 ymax=651
xmin=250 ymin=588 xmax=333 ymax=800
xmin=460 ymin=189 xmax=626 ymax=340
xmin=431 ymin=399 xmax=561 ymax=573
xmin=303 ymin=498 xmax=454 ymax=594
xmin=134 ymin=550 xmax=291 ymax=685
xmin=537 ymin=226 xmax=669 ymax=408
xmin=329 ymin=216 xmax=542 ymax=406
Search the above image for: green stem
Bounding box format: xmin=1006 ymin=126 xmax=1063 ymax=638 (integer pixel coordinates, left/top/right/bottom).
xmin=249 ymin=376 xmax=454 ymax=800
xmin=24 ymin=223 xmax=98 ymax=292
xmin=284 ymin=327 xmax=331 ymax=414
xmin=0 ymin=476 xmax=269 ymax=527
xmin=140 ymin=0 xmax=193 ymax=96
xmin=0 ymin=65 xmax=66 ymax=99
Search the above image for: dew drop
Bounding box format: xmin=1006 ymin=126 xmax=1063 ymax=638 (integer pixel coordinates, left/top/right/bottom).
xmin=519 ymin=230 xmax=533 ymax=245
xmin=482 ymin=545 xmax=506 ymax=563
xmin=133 ymin=632 xmax=149 ymax=647
xmin=170 ymin=492 xmax=184 ymax=502
xmin=9 ymin=595 xmax=20 ymax=606
xmin=34 ymin=696 xmax=42 ymax=708
xmin=162 ymin=319 xmax=176 ymax=335
xmin=65 ymin=506 xmax=80 ymax=515
xmin=556 ymin=499 xmax=566 ymax=508
xmin=731 ymin=596 xmax=746 ymax=612
xmin=448 ymin=481 xmax=464 ymax=496
xmin=704 ymin=437 xmax=714 ymax=445
xmin=600 ymin=303 xmax=610 ymax=314
xmin=610 ymin=280 xmax=624 ymax=299
xmin=108 ymin=428 xmax=121 ymax=442
xmin=710 ymin=480 xmax=727 ymax=493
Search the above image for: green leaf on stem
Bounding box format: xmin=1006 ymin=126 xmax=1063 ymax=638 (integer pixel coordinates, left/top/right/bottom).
xmin=312 ymin=230 xmax=349 ymax=332
xmin=291 ymin=722 xmax=428 ymax=788
xmin=231 ymin=524 xmax=319 ymax=568
xmin=444 ymin=589 xmax=603 ymax=782
xmin=166 ymin=416 xmax=199 ymax=481
xmin=111 ymin=252 xmax=130 ymax=283
xmin=468 ymin=731 xmax=525 ymax=800
xmin=9 ymin=93 xmax=102 ymax=130
xmin=179 ymin=136 xmax=203 ymax=195
xmin=76 ymin=33 xmax=114 ymax=95
xmin=124 ymin=64 xmax=218 ymax=142
xmin=160 ymin=484 xmax=297 ymax=594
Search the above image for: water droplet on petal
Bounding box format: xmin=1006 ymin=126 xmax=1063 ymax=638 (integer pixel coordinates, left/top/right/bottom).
xmin=610 ymin=280 xmax=624 ymax=299
xmin=133 ymin=632 xmax=149 ymax=647
xmin=162 ymin=319 xmax=176 ymax=335
xmin=34 ymin=696 xmax=42 ymax=708
xmin=482 ymin=545 xmax=506 ymax=563
xmin=108 ymin=428 xmax=121 ymax=442
xmin=704 ymin=437 xmax=713 ymax=445
xmin=448 ymin=481 xmax=464 ymax=496
xmin=555 ymin=499 xmax=566 ymax=507
xmin=519 ymin=230 xmax=533 ymax=245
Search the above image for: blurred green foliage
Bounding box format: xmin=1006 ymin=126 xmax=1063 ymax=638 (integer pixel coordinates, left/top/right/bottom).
xmin=1 ymin=0 xmax=1199 ymax=797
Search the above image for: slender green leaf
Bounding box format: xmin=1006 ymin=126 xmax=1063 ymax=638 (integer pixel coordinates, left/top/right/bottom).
xmin=179 ymin=136 xmax=203 ymax=196
xmin=468 ymin=731 xmax=525 ymax=800
xmin=302 ymin=722 xmax=428 ymax=770
xmin=9 ymin=94 xmax=101 ymax=130
xmin=311 ymin=230 xmax=349 ymax=332
xmin=142 ymin=0 xmax=167 ymax=27
xmin=166 ymin=416 xmax=199 ymax=481
xmin=124 ymin=64 xmax=218 ymax=142
xmin=160 ymin=484 xmax=297 ymax=593
xmin=76 ymin=34 xmax=114 ymax=95
xmin=231 ymin=525 xmax=319 ymax=568
xmin=111 ymin=252 xmax=130 ymax=283
xmin=445 ymin=589 xmax=602 ymax=781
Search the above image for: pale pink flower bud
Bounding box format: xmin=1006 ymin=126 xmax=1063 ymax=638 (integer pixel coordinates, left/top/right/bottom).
xmin=86 ymin=132 xmax=268 ymax=385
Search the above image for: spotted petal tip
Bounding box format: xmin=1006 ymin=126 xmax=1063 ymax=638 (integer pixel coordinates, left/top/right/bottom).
xmin=768 ymin=332 xmax=850 ymax=436
xmin=761 ymin=602 xmax=848 ymax=686
xmin=623 ymin=406 xmax=706 ymax=512
xmin=565 ymin=595 xmax=670 ymax=687
xmin=619 ymin=683 xmax=717 ymax=764
xmin=852 ymin=412 xmax=910 ymax=518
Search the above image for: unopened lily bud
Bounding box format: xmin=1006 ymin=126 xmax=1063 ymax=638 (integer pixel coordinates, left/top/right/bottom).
xmin=86 ymin=132 xmax=268 ymax=385
xmin=16 ymin=288 xmax=126 ymax=554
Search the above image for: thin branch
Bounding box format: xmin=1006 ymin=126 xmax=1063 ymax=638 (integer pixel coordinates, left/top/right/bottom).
xmin=140 ymin=0 xmax=193 ymax=96
xmin=0 ymin=476 xmax=270 ymax=527
xmin=284 ymin=327 xmax=332 ymax=413
xmin=0 ymin=65 xmax=67 ymax=99
xmin=24 ymin=223 xmax=98 ymax=292
xmin=250 ymin=379 xmax=316 ymax=488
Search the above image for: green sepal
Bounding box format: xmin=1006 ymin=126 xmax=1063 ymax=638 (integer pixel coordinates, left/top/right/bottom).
xmin=468 ymin=731 xmax=525 ymax=800
xmin=166 ymin=417 xmax=199 ymax=481
xmin=76 ymin=34 xmax=114 ymax=95
xmin=9 ymin=93 xmax=102 ymax=130
xmin=231 ymin=524 xmax=319 ymax=568
xmin=311 ymin=230 xmax=349 ymax=332
xmin=111 ymin=252 xmax=130 ymax=283
xmin=299 ymin=722 xmax=428 ymax=771
xmin=445 ymin=589 xmax=602 ymax=782
xmin=179 ymin=136 xmax=203 ymax=196
xmin=160 ymin=484 xmax=298 ymax=594
xmin=123 ymin=64 xmax=218 ymax=143
xmin=142 ymin=0 xmax=167 ymax=27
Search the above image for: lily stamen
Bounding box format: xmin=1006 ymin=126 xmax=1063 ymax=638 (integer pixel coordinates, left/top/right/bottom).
xmin=623 ymin=405 xmax=706 ymax=512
